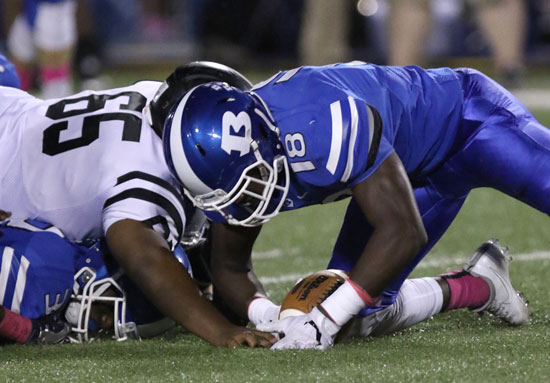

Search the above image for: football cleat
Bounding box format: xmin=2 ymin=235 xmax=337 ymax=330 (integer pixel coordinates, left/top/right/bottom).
xmin=464 ymin=239 xmax=529 ymax=325
xmin=26 ymin=314 xmax=70 ymax=345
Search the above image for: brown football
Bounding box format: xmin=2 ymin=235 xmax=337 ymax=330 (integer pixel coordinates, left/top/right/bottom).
xmin=279 ymin=269 xmax=349 ymax=319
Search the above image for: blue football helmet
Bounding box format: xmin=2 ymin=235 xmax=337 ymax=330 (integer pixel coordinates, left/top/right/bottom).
xmin=0 ymin=53 xmax=21 ymax=89
xmin=163 ymin=82 xmax=290 ymax=226
xmin=65 ymin=241 xmax=192 ymax=343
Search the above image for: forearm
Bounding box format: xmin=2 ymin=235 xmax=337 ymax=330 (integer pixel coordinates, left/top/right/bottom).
xmin=211 ymin=262 xmax=267 ymax=320
xmin=210 ymin=222 xmax=267 ymax=321
xmin=107 ymin=220 xmax=237 ymax=346
xmin=129 ymin=250 xmax=236 ymax=344
xmin=350 ymin=223 xmax=427 ymax=296
xmin=350 ymin=153 xmax=428 ymax=297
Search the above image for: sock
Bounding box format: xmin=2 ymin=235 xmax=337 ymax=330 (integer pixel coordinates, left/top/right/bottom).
xmin=0 ymin=308 xmax=33 ymax=344
xmin=441 ymin=270 xmax=491 ymax=311
xmin=40 ymin=63 xmax=72 ymax=98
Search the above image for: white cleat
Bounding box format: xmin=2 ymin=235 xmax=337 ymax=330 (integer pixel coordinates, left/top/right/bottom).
xmin=464 ymin=239 xmax=529 ymax=325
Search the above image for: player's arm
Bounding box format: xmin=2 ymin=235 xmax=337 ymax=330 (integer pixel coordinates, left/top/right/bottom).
xmin=106 ymin=219 xmax=274 ymax=348
xmin=257 ymin=153 xmax=427 ymax=349
xmin=209 ymin=221 xmax=277 ymax=324
xmin=350 ymin=152 xmax=427 ymax=296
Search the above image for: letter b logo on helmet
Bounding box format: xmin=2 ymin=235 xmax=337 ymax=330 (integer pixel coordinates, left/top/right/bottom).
xmin=162 ymin=82 xmax=291 ymax=227
xmin=221 ymin=111 xmax=252 ymax=157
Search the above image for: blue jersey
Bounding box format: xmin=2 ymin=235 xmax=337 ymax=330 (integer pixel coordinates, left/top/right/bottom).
xmin=0 ymin=219 xmax=193 ymax=327
xmin=0 ymin=220 xmax=81 ymax=319
xmin=253 ymin=62 xmax=464 ymax=209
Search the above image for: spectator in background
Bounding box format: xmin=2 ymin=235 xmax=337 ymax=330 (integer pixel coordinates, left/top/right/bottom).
xmin=386 ymin=0 xmax=527 ymax=88
xmin=141 ymin=0 xmax=171 ymax=42
xmin=298 ymin=0 xmax=353 ymax=65
xmin=74 ymin=0 xmax=105 ymax=91
xmin=5 ymin=0 xmax=76 ymax=98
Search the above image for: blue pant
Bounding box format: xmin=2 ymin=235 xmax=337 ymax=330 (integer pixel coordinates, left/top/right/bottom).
xmin=328 ymin=69 xmax=550 ymax=315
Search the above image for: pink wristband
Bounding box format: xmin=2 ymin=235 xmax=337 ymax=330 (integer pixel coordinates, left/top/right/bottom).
xmin=347 ymin=278 xmax=377 ymax=305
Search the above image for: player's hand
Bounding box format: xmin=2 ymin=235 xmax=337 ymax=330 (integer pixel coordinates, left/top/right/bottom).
xmin=0 ymin=210 xmax=11 ymax=221
xmin=257 ymin=307 xmax=340 ymax=350
xmin=223 ymin=327 xmax=277 ymax=348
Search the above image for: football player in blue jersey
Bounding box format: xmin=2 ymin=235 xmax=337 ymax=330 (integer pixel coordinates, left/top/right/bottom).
xmin=161 ymin=62 xmax=538 ymax=349
xmin=0 ymin=219 xmax=191 ymax=344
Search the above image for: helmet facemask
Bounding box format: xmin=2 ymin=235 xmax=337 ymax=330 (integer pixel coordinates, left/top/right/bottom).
xmin=65 ymin=267 xmax=137 ymax=343
xmin=187 ymin=149 xmax=289 ymax=227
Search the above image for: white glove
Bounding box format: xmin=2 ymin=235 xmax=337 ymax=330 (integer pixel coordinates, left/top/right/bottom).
xmin=257 ymin=307 xmax=340 ymax=350
xmin=258 ymin=279 xmax=376 ymax=350
xmin=248 ymin=297 xmax=280 ymax=326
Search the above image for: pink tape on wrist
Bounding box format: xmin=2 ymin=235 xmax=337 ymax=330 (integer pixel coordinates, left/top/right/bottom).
xmin=347 ymin=279 xmax=377 ymax=305
xmin=0 ymin=308 xmax=32 ymax=344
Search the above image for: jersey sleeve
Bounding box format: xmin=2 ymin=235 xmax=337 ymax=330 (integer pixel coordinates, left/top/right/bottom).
xmin=102 ymin=171 xmax=186 ymax=250
xmin=295 ymin=96 xmax=394 ymax=190
xmin=344 ymin=100 xmax=394 ymax=187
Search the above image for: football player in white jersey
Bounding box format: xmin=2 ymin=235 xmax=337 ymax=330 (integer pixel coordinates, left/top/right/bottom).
xmin=0 ymin=62 xmax=275 ymax=348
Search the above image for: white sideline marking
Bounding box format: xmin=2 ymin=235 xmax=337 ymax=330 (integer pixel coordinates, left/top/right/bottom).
xmin=252 ymin=249 xmax=283 ymax=260
xmin=261 ymin=273 xmax=305 ymax=285
xmin=252 ymin=247 xmax=300 ymax=260
xmin=259 ymin=250 xmax=550 ymax=286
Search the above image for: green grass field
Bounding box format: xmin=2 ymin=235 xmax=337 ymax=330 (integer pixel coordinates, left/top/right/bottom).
xmin=2 ymin=80 xmax=550 ymax=382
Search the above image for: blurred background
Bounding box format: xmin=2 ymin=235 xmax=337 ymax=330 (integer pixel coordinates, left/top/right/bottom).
xmin=1 ymin=0 xmax=549 ymax=99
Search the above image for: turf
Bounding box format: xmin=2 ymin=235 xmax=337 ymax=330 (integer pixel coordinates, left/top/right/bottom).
xmin=2 ymin=83 xmax=550 ymax=383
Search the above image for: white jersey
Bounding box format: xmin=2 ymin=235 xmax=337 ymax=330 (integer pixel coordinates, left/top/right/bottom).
xmin=0 ymin=82 xmax=185 ymax=247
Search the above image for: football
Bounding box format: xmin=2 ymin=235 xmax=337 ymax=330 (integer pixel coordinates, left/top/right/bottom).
xmin=279 ymin=269 xmax=349 ymax=319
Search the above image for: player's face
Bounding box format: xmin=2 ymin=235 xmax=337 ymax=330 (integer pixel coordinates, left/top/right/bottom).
xmin=235 ymin=167 xmax=267 ymax=213
xmin=88 ymin=289 xmax=116 ymax=331
xmin=89 ymin=301 xmax=114 ymax=330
